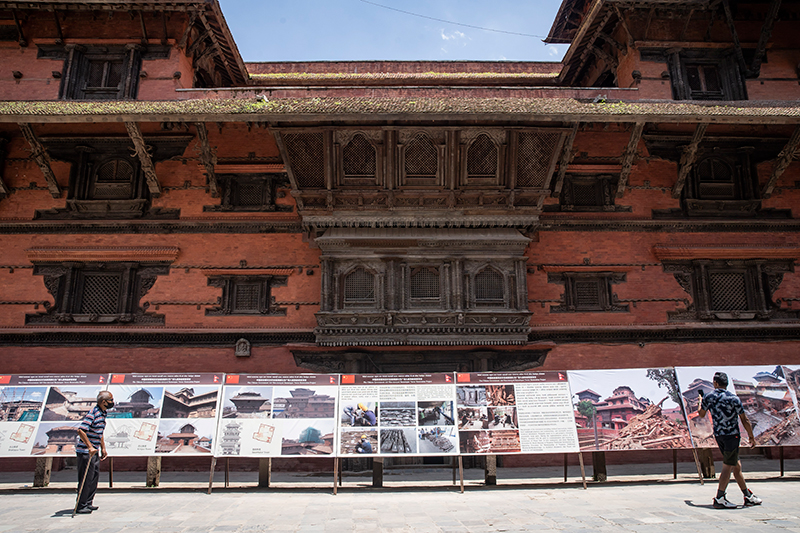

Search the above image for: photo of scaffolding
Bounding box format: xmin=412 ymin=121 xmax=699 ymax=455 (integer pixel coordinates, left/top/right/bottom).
xmin=221 ymin=386 xmax=273 ymax=418
xmin=568 ymin=368 xmax=692 ymax=451
xmin=676 ymin=365 xmax=800 ymax=447
xmin=0 ymin=387 xmax=46 ymax=422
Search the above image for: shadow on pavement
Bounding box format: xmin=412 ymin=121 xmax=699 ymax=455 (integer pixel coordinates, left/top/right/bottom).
xmin=51 ymin=509 xmax=76 ymax=517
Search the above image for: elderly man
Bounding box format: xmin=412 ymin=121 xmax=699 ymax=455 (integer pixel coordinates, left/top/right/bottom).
xmin=75 ymin=390 xmax=114 ymax=514
xmin=698 ymin=372 xmax=762 ymax=509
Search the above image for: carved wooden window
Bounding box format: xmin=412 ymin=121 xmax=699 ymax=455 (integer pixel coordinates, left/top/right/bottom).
xmin=343 ymin=268 xmax=376 ymax=308
xmin=283 ymin=132 xmax=325 ymax=188
xmin=474 ymin=268 xmax=505 ymax=307
xmin=548 ymin=272 xmax=628 ymax=313
xmin=559 ymin=175 xmax=616 ymax=211
xmin=401 ymin=134 xmax=440 ymax=187
xmin=464 ymin=133 xmax=500 ymax=185
xmin=694 ymin=157 xmax=736 ymax=200
xmin=685 ymin=64 xmax=723 ymax=100
xmin=682 ymin=150 xmax=759 ymax=217
xmin=664 ymin=260 xmax=799 ymax=321
xmin=206 ymin=276 xmax=288 ymax=316
xmin=342 ymin=133 xmax=377 ymax=184
xmin=409 ymin=267 xmax=441 ymax=307
xmin=59 ymin=45 xmax=142 ymax=100
xmin=27 ymin=262 xmax=166 ymax=325
xmin=668 ymin=50 xmax=746 ymax=101
xmin=206 ymin=174 xmax=288 ymax=212
xmin=515 ymin=131 xmax=562 ymax=188
xmin=91 ymin=159 xmax=135 ymax=200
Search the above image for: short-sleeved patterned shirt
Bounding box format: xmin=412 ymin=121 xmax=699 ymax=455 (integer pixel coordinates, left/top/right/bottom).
xmin=701 ymin=388 xmax=744 ymax=437
xmin=76 ymin=405 xmax=106 ymax=454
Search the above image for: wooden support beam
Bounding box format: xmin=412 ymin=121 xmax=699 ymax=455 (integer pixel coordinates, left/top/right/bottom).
xmin=566 ymin=10 xmax=614 ymax=85
xmin=616 ymin=121 xmax=645 ymax=198
xmin=553 ymin=123 xmax=579 ymax=198
xmin=591 ymin=44 xmax=618 ymax=68
xmin=18 ymin=123 xmax=60 ymax=198
xmin=612 ymin=5 xmax=635 ymax=48
xmin=680 ymin=9 xmax=694 ymax=41
xmin=597 ymin=30 xmax=626 ymax=55
xmin=194 ymin=122 xmax=219 ymax=197
xmin=124 ymin=122 xmax=161 ymax=197
xmin=52 ymin=9 xmax=64 ymax=45
xmin=138 ymin=11 xmax=148 ymax=45
xmin=672 ymin=123 xmax=708 ymax=199
xmin=762 ymin=126 xmax=800 ymax=199
xmin=197 ymin=11 xmax=239 ymax=85
xmin=750 ymin=0 xmax=782 ymax=77
xmin=12 ymin=10 xmax=26 ymax=47
xmin=178 ymin=11 xmax=197 ymax=49
xmin=161 ymin=11 xmax=169 ymax=46
xmin=721 ymin=0 xmax=751 ymax=77
xmin=643 ymin=7 xmax=655 ymax=41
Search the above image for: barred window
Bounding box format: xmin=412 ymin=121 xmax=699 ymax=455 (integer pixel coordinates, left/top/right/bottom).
xmin=76 ymin=271 xmax=122 ymax=315
xmin=284 ymin=133 xmax=325 ymax=188
xmin=206 ymin=276 xmax=288 ymax=316
xmin=409 ymin=267 xmax=440 ymax=306
xmin=475 ymin=269 xmax=505 ymax=307
xmin=403 ymin=134 xmax=438 ymax=186
xmin=708 ymin=271 xmax=749 ymax=311
xmin=343 ymin=268 xmax=376 ymax=307
xmin=548 ymin=272 xmax=629 ymax=313
xmin=343 ymin=134 xmax=376 ymax=179
xmin=466 ymin=134 xmax=498 ymax=181
xmin=516 ymin=131 xmax=561 ymax=188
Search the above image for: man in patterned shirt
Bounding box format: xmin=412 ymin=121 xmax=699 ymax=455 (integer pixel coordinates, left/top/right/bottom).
xmin=698 ymin=372 xmax=762 ymax=509
xmin=75 ymin=390 xmax=114 ymax=514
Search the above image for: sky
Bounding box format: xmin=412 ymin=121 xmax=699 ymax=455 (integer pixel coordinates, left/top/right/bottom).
xmin=218 ymin=0 xmax=569 ymax=63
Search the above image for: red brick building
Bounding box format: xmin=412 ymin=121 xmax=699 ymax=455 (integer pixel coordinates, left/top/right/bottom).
xmin=0 ymin=0 xmax=799 ymax=394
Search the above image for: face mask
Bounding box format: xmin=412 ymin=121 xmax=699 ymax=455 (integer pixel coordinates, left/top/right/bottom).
xmin=106 ymin=401 xmax=115 ymax=408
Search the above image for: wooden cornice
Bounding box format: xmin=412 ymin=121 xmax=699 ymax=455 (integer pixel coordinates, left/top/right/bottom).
xmin=215 ymin=163 xmax=285 ymax=173
xmin=762 ymin=125 xmax=800 ymax=199
xmin=540 ymin=265 xmax=633 ymax=273
xmin=25 ymin=246 xmax=180 ymax=263
xmin=202 ymin=268 xmax=294 ymax=276
xmin=18 ymin=123 xmax=60 ymax=198
xmin=652 ymin=244 xmax=800 ymax=261
xmin=124 ymin=122 xmax=161 ymax=197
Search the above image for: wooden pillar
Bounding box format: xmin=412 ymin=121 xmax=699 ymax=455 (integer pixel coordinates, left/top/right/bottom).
xmin=33 ymin=457 xmax=52 ymax=487
xmin=484 ymin=455 xmax=497 ymax=485
xmin=372 ymin=457 xmax=383 ymax=488
xmin=146 ymin=456 xmax=161 ymax=487
xmin=258 ymin=458 xmax=271 ymax=487
xmin=591 ymin=451 xmax=607 ymax=482
xmin=697 ymin=448 xmax=715 ymax=479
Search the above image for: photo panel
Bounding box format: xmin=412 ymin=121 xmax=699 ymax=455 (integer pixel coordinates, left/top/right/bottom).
xmin=417 ymin=426 xmax=458 ymax=454
xmin=568 ymin=368 xmax=692 ymax=451
xmin=378 ymin=401 xmax=415 ymax=427
xmin=340 ymin=428 xmax=378 ymax=455
xmin=156 ymin=418 xmax=216 ymax=455
xmin=456 ymin=372 xmax=579 ymax=454
xmin=380 ymin=428 xmax=417 ymax=454
xmin=222 ymin=386 xmax=273 ymax=419
xmin=280 ymin=419 xmax=336 ymax=456
xmin=272 ymin=385 xmax=337 ymax=419
xmin=676 ymin=365 xmax=800 ymax=447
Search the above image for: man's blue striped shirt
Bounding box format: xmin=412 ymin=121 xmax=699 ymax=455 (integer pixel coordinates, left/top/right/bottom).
xmin=76 ymin=405 xmax=106 ymax=454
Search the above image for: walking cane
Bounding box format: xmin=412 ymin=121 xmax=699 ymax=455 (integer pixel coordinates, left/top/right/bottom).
xmin=72 ymin=454 xmax=93 ymax=518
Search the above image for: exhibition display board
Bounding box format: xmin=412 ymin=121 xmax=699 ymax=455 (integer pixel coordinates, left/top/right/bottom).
xmin=215 ymin=374 xmax=339 ymax=457
xmin=105 ymin=373 xmax=223 ymax=456
xmin=456 ymin=371 xmax=579 ymax=455
xmin=0 ymin=374 xmax=107 ymax=457
xmin=337 ymin=373 xmax=458 ymax=456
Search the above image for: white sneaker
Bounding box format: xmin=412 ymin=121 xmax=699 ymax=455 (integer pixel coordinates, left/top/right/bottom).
xmin=713 ymin=495 xmax=738 ymax=509
xmin=744 ymin=492 xmax=762 ymax=506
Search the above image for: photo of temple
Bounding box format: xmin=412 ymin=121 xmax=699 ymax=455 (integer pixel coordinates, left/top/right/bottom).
xmin=161 ymin=386 xmax=218 ymax=419
xmin=42 ymin=387 xmax=101 ymax=421
xmin=272 ymin=388 xmax=335 ymax=419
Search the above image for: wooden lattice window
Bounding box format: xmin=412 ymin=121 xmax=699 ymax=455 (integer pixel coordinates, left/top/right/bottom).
xmin=343 ymin=268 xmax=376 ymax=307
xmin=91 ymin=159 xmax=134 ymax=200
xmin=206 ymin=276 xmax=288 ymax=316
xmin=548 ymin=272 xmax=628 ymax=313
xmin=284 ymin=133 xmax=325 ymax=188
xmin=558 ymin=175 xmax=617 ymax=212
xmin=75 ymin=271 xmax=123 ymax=314
xmin=466 ymin=134 xmax=499 ymax=184
xmin=403 ymin=134 xmax=439 ymax=186
xmin=516 ymin=131 xmax=561 ymax=188
xmin=695 ymin=157 xmax=736 ymax=200
xmin=708 ymin=271 xmax=749 ymax=311
xmin=343 ymin=134 xmax=377 ymax=180
xmin=474 ymin=269 xmax=505 ymax=307
xmin=409 ymin=267 xmax=440 ymax=307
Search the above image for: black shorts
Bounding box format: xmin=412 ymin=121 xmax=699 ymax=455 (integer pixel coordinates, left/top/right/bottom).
xmin=715 ymin=435 xmax=740 ymax=466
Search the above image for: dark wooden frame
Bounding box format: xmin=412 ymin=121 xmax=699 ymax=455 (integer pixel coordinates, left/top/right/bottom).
xmin=206 ymin=275 xmax=288 ymax=316
xmin=548 ymin=272 xmax=629 ymax=313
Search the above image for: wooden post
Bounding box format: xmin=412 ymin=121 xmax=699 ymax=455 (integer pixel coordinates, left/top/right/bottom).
xmin=780 ymin=446 xmax=785 ymax=477
xmin=673 ymin=449 xmax=678 ymax=479
xmin=372 ymin=457 xmax=383 ymax=488
xmin=484 ymin=455 xmax=497 ymax=485
xmin=109 ymin=457 xmax=114 ymax=488
xmin=697 ymin=448 xmax=715 ymax=479
xmin=224 ymin=458 xmax=229 ymax=488
xmin=591 ymin=451 xmax=607 ymax=482
xmin=563 ymin=453 xmax=568 ymax=482
xmin=578 ymin=452 xmax=587 ymax=490
xmin=333 ymin=457 xmax=339 ymax=495
xmin=258 ymin=458 xmax=271 ymax=488
xmin=146 ymin=456 xmax=161 ymax=487
xmin=33 ymin=457 xmax=52 ymax=487
xmin=458 ymin=456 xmax=464 ymax=494
xmin=338 ymin=458 xmax=343 ymax=487
xmin=452 ymin=457 xmax=457 ymax=485
xmin=691 ymin=447 xmax=705 ymax=485
xmin=207 ymin=457 xmax=216 ymax=495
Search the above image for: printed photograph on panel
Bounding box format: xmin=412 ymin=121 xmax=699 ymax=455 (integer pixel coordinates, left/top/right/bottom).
xmin=272 ymin=386 xmax=336 ymax=419
xmin=0 ymin=387 xmax=47 ymax=422
xmin=105 ymin=385 xmax=164 ymax=419
xmin=417 ymin=401 xmax=454 ymax=426
xmin=161 ymin=385 xmax=218 ymax=419
xmin=457 ymin=386 xmax=487 ymax=406
xmin=677 ymin=365 xmax=800 ymax=447
xmin=281 ymin=419 xmax=335 ymax=455
xmin=217 ymin=420 xmax=246 ymax=456
xmin=340 ymin=401 xmax=378 ymax=427
xmin=459 ymin=429 xmax=520 ymax=454
xmin=782 ymin=366 xmax=800 ymax=422
xmin=380 ymin=428 xmax=417 ymax=453
xmin=458 ymin=406 xmax=488 ymax=429
xmin=487 ymin=406 xmax=518 ymax=429
xmin=486 ymin=385 xmax=515 ymax=406
xmin=417 ymin=426 xmax=458 ymax=454
xmin=30 ymin=422 xmax=81 ymax=455
xmin=569 ymin=368 xmax=691 ymax=451
xmin=222 ymin=386 xmax=272 ymax=418
xmin=42 ymin=386 xmax=104 ymax=421
xmin=155 ymin=419 xmax=215 ymax=454
xmin=340 ymin=429 xmax=378 ymax=455
xmin=378 ymin=402 xmax=415 ymax=427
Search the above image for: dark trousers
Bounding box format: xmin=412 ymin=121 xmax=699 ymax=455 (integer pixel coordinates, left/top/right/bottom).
xmin=76 ymin=452 xmax=99 ymax=509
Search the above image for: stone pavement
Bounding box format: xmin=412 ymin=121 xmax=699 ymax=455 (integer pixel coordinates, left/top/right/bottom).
xmin=0 ymin=458 xmax=798 ymax=533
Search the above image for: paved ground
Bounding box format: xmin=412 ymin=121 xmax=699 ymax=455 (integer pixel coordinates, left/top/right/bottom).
xmin=0 ymin=458 xmax=798 ymax=532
